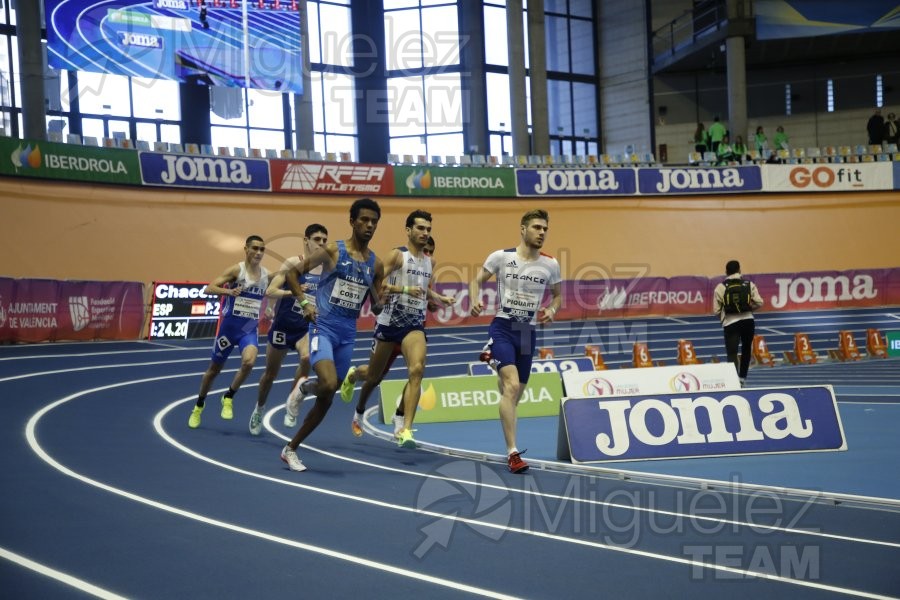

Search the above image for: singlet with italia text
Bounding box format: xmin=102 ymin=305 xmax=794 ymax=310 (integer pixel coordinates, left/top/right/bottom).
xmin=315 ymin=240 xmax=377 ymax=320
xmin=483 ymin=248 xmax=560 ymax=325
xmin=220 ymin=262 xmax=269 ymax=326
xmin=377 ymin=246 xmax=432 ymax=328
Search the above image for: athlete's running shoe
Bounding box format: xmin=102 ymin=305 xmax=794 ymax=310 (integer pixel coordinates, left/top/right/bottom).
xmin=397 ymin=428 xmax=416 ymax=449
xmin=188 ymin=404 xmax=204 ymax=429
xmin=507 ymin=450 xmax=529 ymax=474
xmin=340 ymin=366 xmax=357 ymax=403
xmin=220 ymin=395 xmax=233 ymax=420
xmin=284 ymin=377 xmax=306 ymax=427
xmin=249 ymin=408 xmax=262 ymax=435
xmin=280 ymin=446 xmax=307 ymax=472
xmin=392 ymin=414 xmax=405 ymax=439
xmin=351 ymin=419 xmax=363 ymax=438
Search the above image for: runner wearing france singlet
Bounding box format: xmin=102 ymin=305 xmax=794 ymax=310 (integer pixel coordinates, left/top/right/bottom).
xmin=246 ymin=224 xmax=329 ymax=435
xmin=188 ymin=235 xmax=270 ymax=430
xmin=470 ymin=209 xmax=562 ymax=473
xmin=278 ymin=198 xmax=386 ymax=473
xmin=345 ymin=211 xmax=455 ymax=448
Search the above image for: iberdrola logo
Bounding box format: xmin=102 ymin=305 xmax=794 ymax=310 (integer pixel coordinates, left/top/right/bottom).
xmin=10 ymin=144 xmax=42 ymax=170
xmin=405 ymin=169 xmax=432 ymax=191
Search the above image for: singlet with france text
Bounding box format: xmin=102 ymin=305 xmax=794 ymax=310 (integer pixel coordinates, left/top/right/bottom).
xmin=377 ymin=246 xmax=432 ymax=328
xmin=483 ymin=248 xmax=560 ymax=326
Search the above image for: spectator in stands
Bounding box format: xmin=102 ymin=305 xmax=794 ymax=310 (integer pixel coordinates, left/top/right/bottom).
xmin=773 ymin=125 xmax=789 ymax=151
xmin=716 ymin=134 xmax=735 ymax=165
xmin=708 ymin=116 xmax=727 ymax=153
xmin=754 ymin=126 xmax=768 ymax=155
xmin=884 ymin=112 xmax=899 ymax=145
xmin=692 ymin=122 xmax=709 ymax=154
xmin=867 ymin=108 xmax=884 ymax=145
xmin=732 ymin=135 xmax=748 ymax=162
xmin=713 ymin=260 xmax=764 ymax=387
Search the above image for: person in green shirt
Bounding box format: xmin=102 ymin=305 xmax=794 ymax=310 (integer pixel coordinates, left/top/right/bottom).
xmin=733 ymin=135 xmax=748 ymax=162
xmin=693 ymin=122 xmax=709 ymax=154
xmin=754 ymin=126 xmax=768 ymax=155
xmin=773 ymin=125 xmax=789 ymax=151
xmin=708 ymin=116 xmax=727 ymax=152
xmin=716 ymin=134 xmax=735 ymax=165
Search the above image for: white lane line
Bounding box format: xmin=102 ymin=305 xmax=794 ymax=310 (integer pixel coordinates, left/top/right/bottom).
xmin=24 ymin=381 xmax=518 ymax=600
xmin=0 ymin=546 xmax=128 ymax=600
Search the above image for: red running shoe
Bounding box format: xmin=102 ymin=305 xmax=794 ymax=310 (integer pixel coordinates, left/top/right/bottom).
xmin=507 ymin=451 xmax=529 ymax=474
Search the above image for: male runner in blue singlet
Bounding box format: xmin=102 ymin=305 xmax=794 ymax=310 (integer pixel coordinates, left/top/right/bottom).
xmin=189 ymin=235 xmax=269 ymax=429
xmin=247 ymin=224 xmax=328 ymax=435
xmin=279 ymin=198 xmax=385 ymax=472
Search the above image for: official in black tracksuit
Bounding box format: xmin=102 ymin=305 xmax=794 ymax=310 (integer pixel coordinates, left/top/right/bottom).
xmin=713 ymin=260 xmax=764 ymax=385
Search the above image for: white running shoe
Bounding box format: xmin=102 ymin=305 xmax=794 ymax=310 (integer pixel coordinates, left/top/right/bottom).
xmin=249 ymin=408 xmax=263 ymax=436
xmin=284 ymin=377 xmax=306 ymax=427
xmin=280 ymin=445 xmax=307 ymax=472
xmin=392 ymin=414 xmax=405 ymax=439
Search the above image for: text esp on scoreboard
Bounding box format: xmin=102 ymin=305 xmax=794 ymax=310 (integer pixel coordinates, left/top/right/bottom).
xmin=149 ymin=282 xmax=221 ymax=339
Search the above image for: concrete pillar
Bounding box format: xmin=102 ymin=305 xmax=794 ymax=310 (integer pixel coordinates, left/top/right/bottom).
xmin=458 ymin=0 xmax=488 ymax=155
xmin=506 ymin=0 xmax=529 ymax=155
xmin=526 ymin=0 xmax=549 ymax=155
xmin=351 ymin=0 xmax=389 ymax=164
xmin=725 ymin=35 xmax=747 ymax=143
xmin=16 ymin=0 xmax=46 ymax=140
xmin=293 ymin=0 xmax=314 ymax=151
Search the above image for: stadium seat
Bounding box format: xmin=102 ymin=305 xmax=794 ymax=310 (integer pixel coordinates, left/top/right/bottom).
xmin=47 ymin=131 xmax=64 ymax=143
xmin=326 ymin=152 xmax=338 ymax=162
xmin=501 ymin=154 xmax=515 ymax=166
xmin=82 ymin=136 xmax=98 ymax=146
xmin=278 ymin=149 xmax=292 ymax=159
xmin=265 ymin=149 xmax=278 ymax=158
xmin=310 ymin=151 xmax=323 ymax=161
xmin=217 ymin=146 xmax=231 ymax=156
xmin=66 ymin=133 xmax=83 ymax=145
xmin=444 ymin=155 xmax=457 ymax=165
xmin=430 ymin=155 xmax=442 ymax=165
xmin=232 ymin=147 xmax=246 ymax=157
xmin=459 ymin=155 xmax=473 ymax=165
xmin=340 ymin=151 xmax=352 ymax=162
xmin=134 ymin=140 xmax=150 ymax=151
xmin=296 ymin=149 xmax=310 ymax=160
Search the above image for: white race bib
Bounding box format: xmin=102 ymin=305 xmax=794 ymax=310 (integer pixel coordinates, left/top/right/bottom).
xmin=330 ymin=279 xmax=367 ymax=310
xmin=233 ymin=296 xmax=261 ymax=319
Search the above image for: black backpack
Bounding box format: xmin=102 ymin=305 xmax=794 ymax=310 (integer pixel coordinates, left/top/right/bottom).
xmin=722 ymin=279 xmax=753 ymax=314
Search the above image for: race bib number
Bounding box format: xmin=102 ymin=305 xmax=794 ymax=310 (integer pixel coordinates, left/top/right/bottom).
xmin=398 ymin=293 xmax=426 ymax=313
xmin=233 ymin=296 xmax=262 ymax=319
xmin=329 ymin=279 xmax=367 ymax=310
xmin=502 ymin=290 xmax=539 ymax=320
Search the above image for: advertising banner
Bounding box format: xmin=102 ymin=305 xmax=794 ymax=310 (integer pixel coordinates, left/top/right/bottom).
xmin=0 ymin=277 xmax=145 ymax=343
xmin=270 ymin=161 xmax=394 ymax=195
xmin=637 ymin=166 xmax=763 ymax=194
xmin=393 ymin=166 xmax=516 ymax=197
xmin=379 ymin=372 xmax=562 ymax=424
xmin=761 ymin=163 xmax=893 ymax=192
xmin=0 ymin=138 xmax=142 ymax=185
xmin=468 ymin=356 xmax=594 ymax=376
xmin=751 ymin=268 xmax=899 ymax=311
xmin=888 ymin=331 xmax=900 ymax=357
xmin=560 ymin=385 xmax=847 ymax=463
xmin=516 ymin=167 xmax=637 ymax=197
xmin=562 ymin=364 xmax=740 ymax=399
xmin=139 ymin=152 xmax=271 ymax=190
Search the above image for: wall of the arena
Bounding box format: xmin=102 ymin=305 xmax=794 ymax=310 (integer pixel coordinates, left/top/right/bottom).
xmin=2 ymin=177 xmax=899 ymax=285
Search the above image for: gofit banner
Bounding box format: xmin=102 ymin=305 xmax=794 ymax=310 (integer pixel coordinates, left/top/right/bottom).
xmin=560 ymin=385 xmax=847 ymax=463
xmin=379 ymin=372 xmax=562 ymax=424
xmin=762 ymin=163 xmax=893 ymax=192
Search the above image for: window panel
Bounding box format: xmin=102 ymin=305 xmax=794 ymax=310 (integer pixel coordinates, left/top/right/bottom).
xmin=324 ymin=133 xmax=357 ymax=157
xmin=131 ymin=78 xmax=179 ymax=120
xmin=322 ymin=72 xmax=356 ymax=134
xmin=385 ymin=9 xmax=423 ymax=72
xmin=388 ymin=76 xmax=425 ymax=136
xmin=423 ymin=72 xmax=461 ymax=134
xmin=483 ymin=6 xmax=508 ymax=66
xmin=249 ymin=128 xmax=286 ymax=150
xmin=248 ymin=89 xmax=285 ymax=129
xmin=425 ymin=131 xmax=463 ymax=157
xmin=485 ymin=72 xmax=511 ymax=130
xmin=307 ymin=2 xmax=321 ymax=64
xmin=384 ymin=0 xmax=419 ymax=9
xmin=211 ymin=125 xmax=249 ymax=149
xmin=311 ymin=72 xmax=325 ymax=131
xmin=547 ymin=79 xmax=572 ymax=136
xmin=420 ymin=5 xmax=459 ymax=67
xmin=81 ymin=118 xmax=104 ymax=140
xmin=160 ymin=123 xmax=180 ymax=144
xmin=572 ymin=81 xmax=596 ymax=137
xmin=108 ymin=119 xmax=130 ymax=139
xmin=544 ymin=0 xmax=566 ymax=15
xmin=319 ymin=4 xmax=352 ymax=67
xmin=136 ymin=121 xmax=158 ymax=144
xmin=569 ymin=0 xmax=593 ymax=18
xmin=77 ymin=72 xmax=131 ymax=116
xmin=389 ymin=135 xmax=426 ymax=157
xmin=545 ymin=15 xmax=569 ymax=72
xmin=570 ymin=18 xmax=594 ymax=75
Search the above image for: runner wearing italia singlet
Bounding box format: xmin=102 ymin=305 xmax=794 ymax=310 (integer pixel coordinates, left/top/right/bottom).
xmin=246 ymin=224 xmax=329 ymax=435
xmin=470 ymin=209 xmax=562 ymax=473
xmin=279 ymin=198 xmax=386 ymax=472
xmin=188 ymin=235 xmax=270 ymax=430
xmin=346 ymin=211 xmax=455 ymax=448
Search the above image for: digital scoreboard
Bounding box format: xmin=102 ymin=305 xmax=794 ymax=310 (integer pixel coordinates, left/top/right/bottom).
xmin=149 ymin=282 xmax=221 ymax=339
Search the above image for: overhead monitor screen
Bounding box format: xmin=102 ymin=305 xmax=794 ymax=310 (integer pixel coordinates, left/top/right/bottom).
xmin=45 ymin=0 xmax=303 ymax=93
